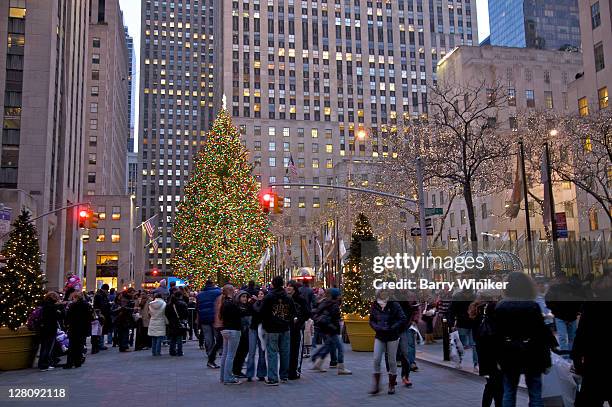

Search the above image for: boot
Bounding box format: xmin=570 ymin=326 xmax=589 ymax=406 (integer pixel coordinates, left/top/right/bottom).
xmin=388 ymin=374 xmax=397 ymax=394
xmin=369 ymin=373 xmax=381 ymax=395
xmin=310 ymin=357 xmax=327 ymax=372
xmin=337 ymin=363 xmax=352 ymax=375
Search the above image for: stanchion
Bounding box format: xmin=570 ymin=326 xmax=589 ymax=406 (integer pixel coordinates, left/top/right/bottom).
xmin=442 ymin=318 xmax=450 ymax=361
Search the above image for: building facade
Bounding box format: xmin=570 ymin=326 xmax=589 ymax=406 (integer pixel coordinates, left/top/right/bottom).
xmin=0 ymin=0 xmax=89 ymax=290
xmin=138 ymin=0 xmax=216 ymax=278
xmin=212 ymin=0 xmax=478 ymax=268
xmin=435 ymin=46 xmax=585 ymax=254
xmin=488 ymin=0 xmax=581 ymax=50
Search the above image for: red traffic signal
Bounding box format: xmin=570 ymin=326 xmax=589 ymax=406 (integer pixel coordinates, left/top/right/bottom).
xmin=152 ymin=268 xmax=159 ymax=276
xmin=78 ymin=208 xmax=91 ymax=229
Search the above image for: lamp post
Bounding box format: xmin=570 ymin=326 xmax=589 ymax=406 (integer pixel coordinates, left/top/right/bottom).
xmin=518 ymin=139 xmax=535 ymax=275
xmin=545 ymin=129 xmax=562 ymax=276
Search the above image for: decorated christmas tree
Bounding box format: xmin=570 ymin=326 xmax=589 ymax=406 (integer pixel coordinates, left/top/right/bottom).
xmin=342 ymin=213 xmax=378 ymax=317
xmin=0 ymin=209 xmax=45 ymax=330
xmin=173 ymin=110 xmax=272 ymax=287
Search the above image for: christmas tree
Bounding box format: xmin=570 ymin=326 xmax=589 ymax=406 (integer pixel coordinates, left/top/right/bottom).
xmin=0 ymin=209 xmax=45 ymax=330
xmin=342 ymin=213 xmax=378 ymax=317
xmin=173 ymin=110 xmax=272 ymax=287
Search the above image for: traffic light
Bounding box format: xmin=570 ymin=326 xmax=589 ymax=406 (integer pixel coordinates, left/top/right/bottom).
xmin=90 ymin=212 xmax=99 ymax=229
xmin=274 ymin=194 xmax=284 ymax=214
xmin=78 ymin=209 xmax=90 ymax=229
xmin=259 ymin=189 xmax=274 ymax=213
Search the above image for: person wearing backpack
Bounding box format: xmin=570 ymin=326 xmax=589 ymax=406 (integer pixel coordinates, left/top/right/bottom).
xmin=495 ymin=272 xmax=557 ymax=407
xmin=469 ymin=291 xmax=502 ymax=407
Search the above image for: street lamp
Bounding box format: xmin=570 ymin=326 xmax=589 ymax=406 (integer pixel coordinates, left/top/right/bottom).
xmin=549 ymin=129 xmax=558 ymax=137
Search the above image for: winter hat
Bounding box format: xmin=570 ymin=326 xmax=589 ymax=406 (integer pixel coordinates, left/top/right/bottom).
xmin=328 ymin=288 xmax=340 ymax=299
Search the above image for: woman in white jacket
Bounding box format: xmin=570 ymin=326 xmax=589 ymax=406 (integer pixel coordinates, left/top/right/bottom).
xmin=148 ymin=293 xmax=167 ymax=356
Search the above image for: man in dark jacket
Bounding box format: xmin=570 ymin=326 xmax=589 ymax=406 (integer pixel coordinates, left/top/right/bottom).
xmin=114 ymin=288 xmax=135 ymax=352
xmin=310 ymin=288 xmax=352 ymax=375
xmin=93 ymin=284 xmax=111 ymax=351
xmin=261 ymin=276 xmax=296 ymax=385
xmin=165 ymin=291 xmax=189 ymax=356
xmin=64 ymin=292 xmax=93 ymax=369
xmin=196 ymin=280 xmax=222 ymax=367
xmin=545 ymin=274 xmax=583 ymax=352
xmin=450 ymin=289 xmax=478 ymax=369
xmin=286 ymin=280 xmax=312 ymax=379
xmin=38 ymin=292 xmax=62 ymax=371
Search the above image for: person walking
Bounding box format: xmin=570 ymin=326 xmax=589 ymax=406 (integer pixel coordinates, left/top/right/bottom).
xmin=286 ymin=280 xmax=311 ymax=380
xmin=368 ymin=290 xmax=407 ymax=395
xmin=246 ymin=289 xmax=267 ymax=382
xmin=219 ymin=285 xmax=243 ymax=385
xmin=398 ymin=299 xmax=418 ymax=387
xmin=38 ymin=292 xmax=62 ymax=371
xmin=310 ymin=288 xmax=352 ymax=375
xmin=196 ymin=280 xmax=222 ymax=367
xmin=63 ymin=291 xmax=93 ymax=369
xmin=470 ymin=291 xmax=502 ymax=407
xmin=147 ymin=293 xmax=166 ymax=356
xmin=165 ymin=291 xmax=189 ymax=356
xmin=450 ymin=288 xmax=478 ymax=371
xmin=496 ymin=272 xmax=557 ymax=407
xmin=261 ymin=276 xmax=296 ymax=386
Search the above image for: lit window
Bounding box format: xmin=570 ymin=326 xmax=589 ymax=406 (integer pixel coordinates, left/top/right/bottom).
xmin=312 ymin=159 xmax=319 ymax=168
xmin=578 ymin=97 xmax=590 ymax=116
xmin=313 ymin=197 xmax=320 ymax=208
xmin=326 ymin=159 xmax=333 ymax=169
xmin=298 ymin=197 xmax=306 ymax=208
xmin=111 ymin=229 xmax=120 ymax=243
xmin=598 ymin=87 xmax=608 ymax=109
xmin=112 ymin=206 xmax=121 ymax=220
xmin=311 ymin=129 xmax=318 ymax=138
xmin=97 ymin=206 xmax=106 ymax=220
xmin=91 ymin=86 xmax=99 ymax=96
xmin=96 ymin=229 xmax=105 ymax=242
xmin=544 ymin=91 xmax=553 ymax=109
xmin=326 ymin=144 xmax=333 ymax=153
xmin=92 ymin=54 xmax=100 ymax=64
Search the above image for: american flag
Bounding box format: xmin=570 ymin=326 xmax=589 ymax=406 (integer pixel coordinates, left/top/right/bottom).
xmin=287 ymin=154 xmax=298 ymax=177
xmin=143 ymin=214 xmax=157 ymax=240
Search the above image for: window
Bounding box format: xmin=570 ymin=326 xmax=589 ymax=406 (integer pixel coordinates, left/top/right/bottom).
xmin=578 ymin=97 xmax=590 ymax=116
xmin=525 ymin=90 xmax=535 ymax=107
xmin=312 ymin=158 xmax=319 ymax=168
xmin=88 ymin=153 xmax=96 ymax=165
xmin=311 ymin=129 xmax=318 ymax=138
xmin=88 ymin=172 xmax=96 ymax=183
xmin=544 ymin=91 xmax=553 ymax=109
xmin=90 ymin=103 xmax=98 ymax=113
xmin=111 ymin=229 xmax=120 ymax=243
xmin=509 ymin=117 xmax=518 ymax=131
xmin=97 ymin=206 xmax=106 ymax=220
xmin=507 ymin=88 xmax=516 ymax=106
xmin=92 ymin=70 xmax=99 ymax=80
xmin=564 ymin=202 xmax=574 ymax=218
xmin=93 ymin=37 xmax=101 ymax=48
xmin=269 ymin=157 xmax=276 ymax=167
xmin=298 ymin=197 xmax=306 ymax=208
xmin=595 ymin=42 xmax=605 ymax=72
xmin=592 ymin=2 xmax=601 ymax=28
xmin=111 ymin=206 xmax=121 ymax=220
xmin=96 ymin=229 xmax=105 ymax=242
xmin=91 ymin=86 xmax=99 ymax=96
xmin=313 ymin=197 xmax=320 ymax=208
xmin=326 ymin=144 xmax=333 ymax=153
xmin=450 ymin=212 xmax=455 ymax=227
xmin=460 ymin=209 xmax=466 ymax=225
xmin=92 ymin=54 xmax=100 ymax=64
xmin=486 ymin=88 xmax=495 ymax=105
xmin=481 ymin=203 xmax=488 ymax=219
xmin=90 ymin=119 xmax=97 ymax=129
xmin=598 ymin=87 xmax=608 ymax=109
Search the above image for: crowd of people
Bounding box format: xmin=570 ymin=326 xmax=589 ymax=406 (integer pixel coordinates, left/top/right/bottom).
xmin=29 ymin=270 xmax=611 ymax=406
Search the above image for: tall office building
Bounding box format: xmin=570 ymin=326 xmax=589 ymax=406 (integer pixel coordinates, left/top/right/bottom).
xmin=488 ymin=0 xmax=581 ymax=50
xmin=213 ymin=0 xmax=478 ymax=267
xmin=125 ymin=27 xmax=137 ymax=132
xmin=138 ymin=0 xmax=215 ymax=278
xmin=0 ymin=0 xmax=89 ymax=290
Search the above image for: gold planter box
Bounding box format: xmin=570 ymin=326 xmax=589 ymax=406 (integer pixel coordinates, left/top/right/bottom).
xmin=0 ymin=326 xmax=38 ymax=370
xmin=343 ymin=313 xmax=375 ymax=352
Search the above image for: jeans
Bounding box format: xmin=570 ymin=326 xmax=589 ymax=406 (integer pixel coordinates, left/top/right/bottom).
xmin=202 ymin=325 xmax=221 ymax=363
xmin=266 ymin=330 xmax=290 ymax=382
xmin=246 ymin=328 xmax=267 ymax=379
xmin=398 ymin=327 xmax=416 ymax=378
xmin=168 ymin=335 xmax=184 ymax=356
xmin=106 ymin=331 xmax=113 ymax=344
xmin=38 ymin=333 xmax=56 ymax=369
xmin=151 ymin=336 xmax=164 ymax=356
xmin=373 ymin=338 xmax=399 ymax=375
xmin=220 ymin=330 xmax=241 ymax=383
xmin=554 ymin=318 xmax=577 ymax=352
xmin=312 ymin=334 xmax=344 ymax=364
xmin=502 ymin=372 xmax=543 ymax=407
xmin=458 ymin=327 xmax=478 ymax=366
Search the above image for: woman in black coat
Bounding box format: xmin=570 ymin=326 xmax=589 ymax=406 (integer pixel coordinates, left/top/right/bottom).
xmin=165 ymin=291 xmax=189 ymax=356
xmin=368 ymin=290 xmax=407 ymax=395
xmin=38 ymin=292 xmax=62 ymax=371
xmin=469 ymin=293 xmax=501 ymax=407
xmin=64 ymin=291 xmax=93 ymax=369
xmin=495 ymin=272 xmax=557 ymax=407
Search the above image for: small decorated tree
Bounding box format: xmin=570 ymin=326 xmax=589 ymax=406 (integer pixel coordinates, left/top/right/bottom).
xmin=0 ymin=209 xmax=45 ymax=330
xmin=342 ymin=213 xmax=378 ymax=317
xmin=173 ymin=110 xmax=272 ymax=287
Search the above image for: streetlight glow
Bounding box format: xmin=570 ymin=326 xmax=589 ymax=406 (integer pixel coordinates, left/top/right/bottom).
xmin=549 ymin=129 xmax=558 ymax=137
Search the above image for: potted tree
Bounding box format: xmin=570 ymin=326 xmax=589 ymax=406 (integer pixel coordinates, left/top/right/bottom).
xmin=342 ymin=213 xmax=378 ymax=351
xmin=0 ymin=209 xmax=45 ymax=370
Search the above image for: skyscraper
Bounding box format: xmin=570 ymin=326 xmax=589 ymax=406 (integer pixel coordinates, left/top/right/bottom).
xmin=0 ymin=0 xmax=89 ymax=289
xmin=488 ymin=0 xmax=581 ymax=50
xmin=213 ymin=0 xmax=478 ymax=266
xmin=138 ymin=0 xmax=215 ymax=278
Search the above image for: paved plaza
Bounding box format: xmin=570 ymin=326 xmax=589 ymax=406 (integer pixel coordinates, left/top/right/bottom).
xmin=0 ymin=340 xmax=528 ymax=407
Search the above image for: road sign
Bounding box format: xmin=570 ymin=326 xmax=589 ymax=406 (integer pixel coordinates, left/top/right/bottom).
xmin=0 ymin=206 xmax=11 ymax=235
xmin=555 ymin=212 xmax=568 ymax=239
xmin=425 ymin=218 xmax=432 ymax=227
xmin=425 ymin=207 xmax=443 ymax=216
xmin=410 ymin=227 xmax=434 ymax=236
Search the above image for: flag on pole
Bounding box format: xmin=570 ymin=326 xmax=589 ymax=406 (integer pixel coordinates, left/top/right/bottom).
xmin=506 ymin=154 xmax=523 ymax=218
xmin=301 ymin=237 xmax=312 ymax=267
xmin=151 ymin=237 xmax=158 ymax=253
xmin=143 ymin=214 xmax=157 ymax=241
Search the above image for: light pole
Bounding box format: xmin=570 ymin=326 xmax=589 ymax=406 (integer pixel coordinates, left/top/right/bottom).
xmin=545 ymin=129 xmax=562 ymax=276
xmin=518 ymin=139 xmax=535 ymax=275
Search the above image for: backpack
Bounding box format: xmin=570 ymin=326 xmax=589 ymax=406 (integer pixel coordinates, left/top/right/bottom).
xmin=26 ymin=306 xmax=43 ymax=331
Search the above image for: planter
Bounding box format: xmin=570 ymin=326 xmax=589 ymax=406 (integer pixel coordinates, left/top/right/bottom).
xmin=343 ymin=313 xmax=375 ymax=352
xmin=0 ymin=326 xmax=38 ymax=370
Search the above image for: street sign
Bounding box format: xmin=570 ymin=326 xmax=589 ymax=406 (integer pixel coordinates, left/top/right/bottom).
xmin=555 ymin=212 xmax=568 ymax=239
xmin=410 ymin=227 xmax=434 ymax=236
xmin=0 ymin=206 xmax=11 ymax=235
xmin=425 ymin=218 xmax=432 ymax=227
xmin=425 ymin=207 xmax=443 ymax=216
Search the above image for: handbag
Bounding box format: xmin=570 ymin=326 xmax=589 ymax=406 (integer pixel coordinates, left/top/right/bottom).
xmin=173 ymin=304 xmax=189 ymax=331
